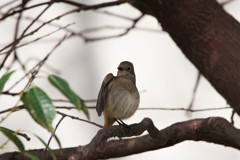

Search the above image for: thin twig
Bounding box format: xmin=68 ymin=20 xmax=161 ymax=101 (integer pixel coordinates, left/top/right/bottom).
xmin=16 ymin=131 xmax=31 ymax=141
xmin=46 ymin=115 xmax=65 ymax=150
xmin=60 ymin=0 xmax=131 ymax=10
xmin=85 ymin=106 xmax=232 ymax=112
xmin=79 ymin=25 xmax=161 ymax=34
xmin=2 ymin=3 xmax=50 ymax=71
xmin=7 ymin=34 xmax=68 ymax=92
xmin=19 ymin=4 xmax=53 ymax=39
xmin=95 ymin=10 xmax=135 ymax=21
xmin=0 ymin=105 xmax=231 ymax=116
xmin=0 ymin=105 xmax=24 ymax=114
xmin=56 ymin=111 xmax=103 ymax=128
xmin=0 ymin=5 xmax=71 ymax=54
xmin=17 ymin=23 xmax=75 ymax=49
xmin=56 ymin=106 xmax=231 ymax=112
xmin=84 ymin=14 xmax=144 ymax=42
xmin=186 ymin=72 xmax=201 ymax=116
xmin=13 ymin=5 xmax=26 ymax=72
xmin=0 ymin=1 xmax=21 ymax=18
xmin=0 ymin=139 xmax=10 ymax=149
xmin=0 ymin=0 xmax=131 ymax=21
xmin=0 ymin=2 xmax=51 ymax=21
xmin=137 ymin=106 xmax=231 ymax=112
xmin=0 ymin=0 xmax=134 ymax=55
xmin=0 ymin=0 xmax=17 ymax=10
xmin=0 ymin=3 xmax=23 ymax=71
xmin=52 ymin=99 xmax=97 ymax=103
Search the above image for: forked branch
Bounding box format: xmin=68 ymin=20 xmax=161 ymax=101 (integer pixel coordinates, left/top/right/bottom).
xmin=1 ymin=117 xmax=239 ymax=160
xmin=70 ymin=117 xmax=240 ymax=159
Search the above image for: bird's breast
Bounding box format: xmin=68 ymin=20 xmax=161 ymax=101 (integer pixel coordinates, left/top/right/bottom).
xmin=105 ymin=77 xmax=140 ymax=119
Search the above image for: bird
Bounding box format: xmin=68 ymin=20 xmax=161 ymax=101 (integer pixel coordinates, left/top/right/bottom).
xmin=96 ymin=61 xmax=140 ymax=129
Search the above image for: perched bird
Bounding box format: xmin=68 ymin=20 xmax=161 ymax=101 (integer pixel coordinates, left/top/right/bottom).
xmin=96 ymin=61 xmax=140 ymax=128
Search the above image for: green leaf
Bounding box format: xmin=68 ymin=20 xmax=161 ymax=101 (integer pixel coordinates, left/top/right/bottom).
xmin=80 ymin=99 xmax=89 ymax=119
xmin=21 ymin=87 xmax=56 ymax=132
xmin=48 ymin=74 xmax=89 ymax=119
xmin=0 ymin=127 xmax=25 ymax=151
xmin=48 ymin=75 xmax=80 ymax=108
xmin=53 ymin=134 xmax=62 ymax=149
xmin=0 ymin=71 xmax=15 ymax=93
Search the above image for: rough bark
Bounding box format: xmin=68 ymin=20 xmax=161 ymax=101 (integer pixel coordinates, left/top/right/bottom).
xmin=131 ymin=0 xmax=240 ymax=114
xmin=0 ymin=147 xmax=77 ymax=160
xmin=69 ymin=117 xmax=240 ymax=160
xmin=1 ymin=117 xmax=240 ymax=160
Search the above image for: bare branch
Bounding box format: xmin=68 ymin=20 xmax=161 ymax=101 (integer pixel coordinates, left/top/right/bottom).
xmin=69 ymin=117 xmax=240 ymax=160
xmin=0 ymin=3 xmax=52 ymax=69
xmin=131 ymin=0 xmax=240 ymax=115
xmin=16 ymin=131 xmax=31 ymax=141
xmin=0 ymin=0 xmax=131 ymax=21
xmin=7 ymin=34 xmax=68 ymax=92
xmin=0 ymin=2 xmax=51 ymax=21
xmin=0 ymin=0 xmax=17 ymax=10
xmin=95 ymin=10 xmax=136 ymax=21
xmin=0 ymin=3 xmax=23 ymax=70
xmin=0 ymin=117 xmax=239 ymax=160
xmin=138 ymin=106 xmax=231 ymax=112
xmin=59 ymin=0 xmax=132 ymax=10
xmin=187 ymin=72 xmax=201 ymax=113
xmin=84 ymin=14 xmax=144 ymax=42
xmin=16 ymin=23 xmax=75 ymax=49
xmin=56 ymin=111 xmax=103 ymax=128
xmin=46 ymin=115 xmax=66 ymax=149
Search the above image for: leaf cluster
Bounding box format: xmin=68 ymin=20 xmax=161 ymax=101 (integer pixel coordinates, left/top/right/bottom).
xmin=0 ymin=72 xmax=89 ymax=158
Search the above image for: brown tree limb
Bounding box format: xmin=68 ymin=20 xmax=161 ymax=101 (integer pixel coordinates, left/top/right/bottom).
xmin=0 ymin=147 xmax=78 ymax=160
xmin=130 ymin=0 xmax=240 ymax=115
xmin=1 ymin=117 xmax=239 ymax=160
xmin=69 ymin=117 xmax=240 ymax=159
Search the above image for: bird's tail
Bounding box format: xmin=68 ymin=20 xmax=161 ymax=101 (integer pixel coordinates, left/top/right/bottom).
xmin=98 ymin=118 xmax=115 ymax=152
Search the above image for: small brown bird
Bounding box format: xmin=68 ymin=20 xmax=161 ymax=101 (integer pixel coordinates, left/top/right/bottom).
xmin=96 ymin=61 xmax=140 ymax=128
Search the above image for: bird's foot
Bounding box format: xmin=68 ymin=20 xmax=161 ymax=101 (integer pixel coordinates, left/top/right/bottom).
xmin=114 ymin=118 xmax=130 ymax=133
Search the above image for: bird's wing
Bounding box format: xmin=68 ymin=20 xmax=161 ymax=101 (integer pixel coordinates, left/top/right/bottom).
xmin=96 ymin=73 xmax=114 ymax=116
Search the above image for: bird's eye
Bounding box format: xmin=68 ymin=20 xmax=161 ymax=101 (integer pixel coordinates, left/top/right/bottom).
xmin=127 ymin=67 xmax=131 ymax=70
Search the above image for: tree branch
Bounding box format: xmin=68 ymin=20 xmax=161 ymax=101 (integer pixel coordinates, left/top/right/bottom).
xmin=1 ymin=117 xmax=238 ymax=160
xmin=69 ymin=117 xmax=240 ymax=159
xmin=0 ymin=147 xmax=78 ymax=160
xmin=131 ymin=0 xmax=240 ymax=115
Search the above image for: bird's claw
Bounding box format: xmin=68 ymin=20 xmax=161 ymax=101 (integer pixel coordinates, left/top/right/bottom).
xmin=114 ymin=118 xmax=130 ymax=133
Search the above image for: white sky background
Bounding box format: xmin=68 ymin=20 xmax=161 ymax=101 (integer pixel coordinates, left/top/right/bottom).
xmin=1 ymin=0 xmax=240 ymax=159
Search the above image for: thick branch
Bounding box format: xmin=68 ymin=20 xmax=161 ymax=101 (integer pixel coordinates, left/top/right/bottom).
xmin=70 ymin=117 xmax=240 ymax=160
xmin=1 ymin=117 xmax=239 ymax=160
xmin=131 ymin=0 xmax=240 ymax=114
xmin=0 ymin=147 xmax=77 ymax=160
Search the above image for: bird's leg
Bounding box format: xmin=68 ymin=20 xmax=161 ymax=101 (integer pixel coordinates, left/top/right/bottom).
xmin=114 ymin=118 xmax=130 ymax=132
xmin=113 ymin=118 xmax=122 ymax=125
xmin=119 ymin=119 xmax=129 ymax=128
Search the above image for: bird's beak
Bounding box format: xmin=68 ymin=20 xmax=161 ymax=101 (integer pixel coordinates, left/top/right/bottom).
xmin=117 ymin=67 xmax=123 ymax=71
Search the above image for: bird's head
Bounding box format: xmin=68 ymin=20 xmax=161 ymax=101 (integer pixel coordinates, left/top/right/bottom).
xmin=117 ymin=61 xmax=136 ymax=83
